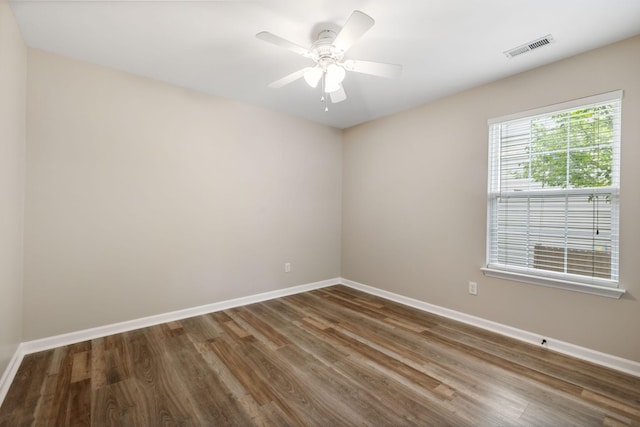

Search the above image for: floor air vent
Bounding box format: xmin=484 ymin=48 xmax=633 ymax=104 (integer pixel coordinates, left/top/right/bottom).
xmin=504 ymin=34 xmax=555 ymax=58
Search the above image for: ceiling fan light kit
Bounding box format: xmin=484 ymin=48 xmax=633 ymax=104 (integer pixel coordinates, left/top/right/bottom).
xmin=323 ymin=64 xmax=346 ymax=93
xmin=303 ymin=67 xmax=322 ymax=88
xmin=256 ymin=10 xmax=402 ymax=110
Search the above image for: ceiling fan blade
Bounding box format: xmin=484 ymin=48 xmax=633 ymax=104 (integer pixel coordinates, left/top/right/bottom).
xmin=343 ymin=59 xmax=402 ymax=79
xmin=268 ymin=67 xmax=311 ymax=89
xmin=256 ymin=31 xmax=310 ymax=57
xmin=330 ymin=85 xmax=347 ymax=103
xmin=333 ymin=10 xmax=375 ymax=54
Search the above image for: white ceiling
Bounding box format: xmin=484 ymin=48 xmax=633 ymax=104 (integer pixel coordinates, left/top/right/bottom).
xmin=10 ymin=0 xmax=640 ymax=129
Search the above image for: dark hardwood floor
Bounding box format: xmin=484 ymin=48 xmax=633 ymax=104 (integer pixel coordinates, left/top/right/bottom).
xmin=1 ymin=285 xmax=639 ymax=426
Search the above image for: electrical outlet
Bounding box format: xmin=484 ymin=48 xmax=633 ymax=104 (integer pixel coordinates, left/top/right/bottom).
xmin=284 ymin=262 xmax=291 ymax=273
xmin=468 ymin=281 xmax=478 ymax=295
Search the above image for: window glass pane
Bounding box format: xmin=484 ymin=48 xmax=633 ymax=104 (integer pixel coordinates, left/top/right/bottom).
xmin=487 ymin=93 xmax=620 ymax=287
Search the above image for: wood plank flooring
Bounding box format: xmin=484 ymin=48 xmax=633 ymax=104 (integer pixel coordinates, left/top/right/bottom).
xmin=1 ymin=285 xmax=639 ymax=426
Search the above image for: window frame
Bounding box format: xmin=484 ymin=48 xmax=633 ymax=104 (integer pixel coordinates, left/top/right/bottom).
xmin=483 ymin=91 xmax=625 ymax=299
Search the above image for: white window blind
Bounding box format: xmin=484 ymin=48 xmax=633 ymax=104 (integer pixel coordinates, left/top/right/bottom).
xmin=486 ymin=91 xmax=622 ymax=293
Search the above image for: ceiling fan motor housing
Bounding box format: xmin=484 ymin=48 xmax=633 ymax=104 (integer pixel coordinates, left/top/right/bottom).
xmin=310 ymin=30 xmax=344 ymax=65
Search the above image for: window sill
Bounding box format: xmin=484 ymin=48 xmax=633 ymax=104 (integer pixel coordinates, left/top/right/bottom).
xmin=481 ymin=267 xmax=626 ymax=299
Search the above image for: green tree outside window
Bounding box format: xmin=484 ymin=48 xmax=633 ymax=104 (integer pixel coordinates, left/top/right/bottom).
xmin=518 ymin=105 xmax=614 ymax=193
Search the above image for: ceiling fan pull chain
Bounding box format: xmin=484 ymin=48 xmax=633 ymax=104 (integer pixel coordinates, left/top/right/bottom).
xmin=321 ymin=74 xmax=328 ymax=111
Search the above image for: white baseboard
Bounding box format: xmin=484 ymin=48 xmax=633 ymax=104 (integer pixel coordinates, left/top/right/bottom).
xmin=0 ymin=278 xmax=339 ymax=407
xmin=340 ymin=278 xmax=640 ymax=378
xmin=21 ymin=278 xmax=339 ymax=355
xmin=0 ymin=343 xmax=26 ymax=407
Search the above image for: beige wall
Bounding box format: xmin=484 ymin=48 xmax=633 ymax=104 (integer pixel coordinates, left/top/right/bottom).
xmin=342 ymin=36 xmax=640 ymax=362
xmin=0 ymin=0 xmax=26 ymax=374
xmin=23 ymin=50 xmax=342 ymax=340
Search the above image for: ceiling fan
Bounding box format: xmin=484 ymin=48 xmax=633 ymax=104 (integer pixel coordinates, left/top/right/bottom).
xmin=256 ymin=10 xmax=402 ymax=110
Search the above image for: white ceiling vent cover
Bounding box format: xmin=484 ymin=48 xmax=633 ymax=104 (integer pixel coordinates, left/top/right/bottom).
xmin=504 ymin=34 xmax=555 ymax=58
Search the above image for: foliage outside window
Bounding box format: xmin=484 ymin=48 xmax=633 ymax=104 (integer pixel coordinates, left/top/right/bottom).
xmin=485 ymin=91 xmax=622 ymax=295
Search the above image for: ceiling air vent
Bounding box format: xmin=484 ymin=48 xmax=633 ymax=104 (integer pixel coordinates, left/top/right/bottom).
xmin=504 ymin=34 xmax=555 ymax=58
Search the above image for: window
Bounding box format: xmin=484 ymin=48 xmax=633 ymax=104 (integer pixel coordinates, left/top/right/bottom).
xmin=484 ymin=91 xmax=624 ymax=298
